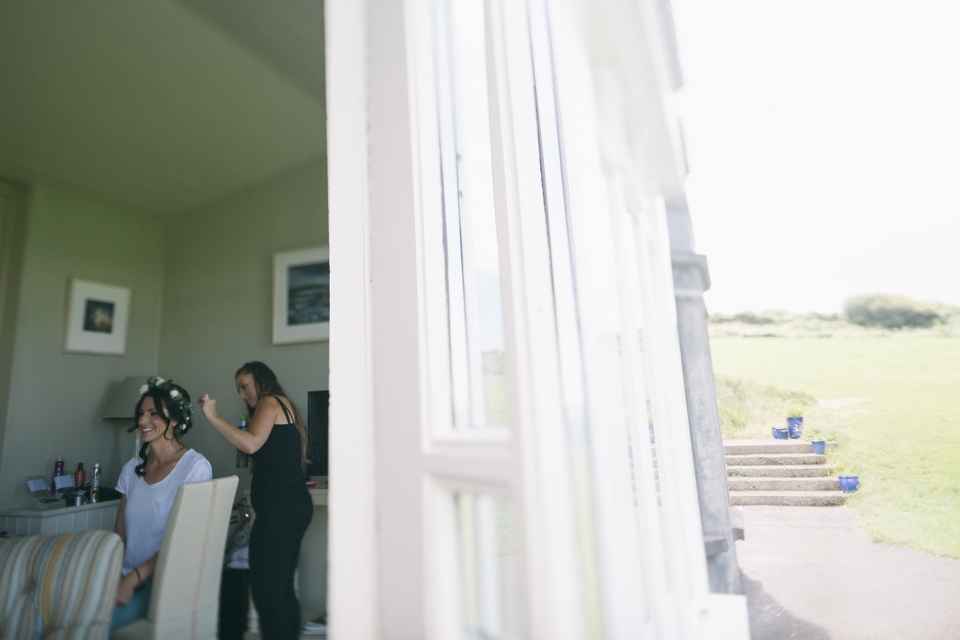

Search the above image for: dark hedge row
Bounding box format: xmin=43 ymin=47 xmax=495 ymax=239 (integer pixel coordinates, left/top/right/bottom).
xmin=843 ymin=294 xmax=943 ymax=329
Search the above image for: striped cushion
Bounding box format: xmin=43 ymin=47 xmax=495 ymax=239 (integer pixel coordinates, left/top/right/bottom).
xmin=0 ymin=530 xmax=123 ymax=640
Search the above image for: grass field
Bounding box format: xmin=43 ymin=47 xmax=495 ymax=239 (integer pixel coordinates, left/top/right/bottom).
xmin=711 ymin=336 xmax=960 ymax=559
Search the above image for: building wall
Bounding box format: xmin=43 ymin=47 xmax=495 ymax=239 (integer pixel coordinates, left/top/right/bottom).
xmin=0 ymin=181 xmax=30 ymax=490
xmin=0 ymin=183 xmax=164 ymax=507
xmin=157 ymin=158 xmax=328 ymax=492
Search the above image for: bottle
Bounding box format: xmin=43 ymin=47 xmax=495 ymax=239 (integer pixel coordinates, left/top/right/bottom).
xmin=52 ymin=457 xmax=64 ymax=496
xmin=236 ymin=417 xmax=249 ymax=468
xmin=74 ymin=462 xmax=85 ymax=489
xmin=91 ymin=463 xmax=102 ymax=503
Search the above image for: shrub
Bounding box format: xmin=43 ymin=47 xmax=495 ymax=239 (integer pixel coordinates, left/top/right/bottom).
xmin=710 ymin=311 xmax=775 ymax=325
xmin=843 ymin=294 xmax=941 ymax=329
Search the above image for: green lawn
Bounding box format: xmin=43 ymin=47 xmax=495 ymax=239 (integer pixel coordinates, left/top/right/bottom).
xmin=711 ymin=336 xmax=960 ymax=559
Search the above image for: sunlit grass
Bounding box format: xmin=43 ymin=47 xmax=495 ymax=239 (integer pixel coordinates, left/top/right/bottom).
xmin=712 ymin=336 xmax=960 ymax=559
xmin=716 ymin=374 xmax=817 ymax=439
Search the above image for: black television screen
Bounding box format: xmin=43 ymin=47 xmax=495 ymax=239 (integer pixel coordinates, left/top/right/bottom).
xmin=306 ymin=390 xmax=329 ymax=477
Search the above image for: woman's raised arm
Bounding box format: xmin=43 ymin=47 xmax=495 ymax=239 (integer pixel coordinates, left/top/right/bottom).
xmin=198 ymin=394 xmax=278 ymax=455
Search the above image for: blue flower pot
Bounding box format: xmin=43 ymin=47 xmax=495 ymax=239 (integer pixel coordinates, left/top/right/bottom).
xmin=772 ymin=427 xmax=789 ymax=439
xmin=839 ymin=475 xmax=860 ymax=493
xmin=811 ymin=440 xmax=826 ymax=455
xmin=787 ymin=417 xmax=803 ymax=439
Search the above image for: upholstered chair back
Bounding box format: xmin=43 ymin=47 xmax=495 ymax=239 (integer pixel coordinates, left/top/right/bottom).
xmin=0 ymin=530 xmax=124 ymax=640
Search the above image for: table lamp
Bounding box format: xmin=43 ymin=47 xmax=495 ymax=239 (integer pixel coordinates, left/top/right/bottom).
xmin=104 ymin=376 xmax=149 ymax=459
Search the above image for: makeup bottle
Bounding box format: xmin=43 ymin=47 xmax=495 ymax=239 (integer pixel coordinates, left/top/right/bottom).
xmin=52 ymin=457 xmax=64 ymax=496
xmin=91 ymin=463 xmax=101 ymax=503
xmin=236 ymin=417 xmax=249 ymax=468
xmin=74 ymin=462 xmax=85 ymax=489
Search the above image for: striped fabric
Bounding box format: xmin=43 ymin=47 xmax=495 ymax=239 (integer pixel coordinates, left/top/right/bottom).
xmin=0 ymin=530 xmax=123 ymax=640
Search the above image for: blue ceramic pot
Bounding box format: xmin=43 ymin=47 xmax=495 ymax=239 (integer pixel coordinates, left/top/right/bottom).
xmin=838 ymin=475 xmax=860 ymax=492
xmin=772 ymin=427 xmax=789 ymax=439
xmin=811 ymin=440 xmax=826 ymax=455
xmin=787 ymin=417 xmax=803 ymax=439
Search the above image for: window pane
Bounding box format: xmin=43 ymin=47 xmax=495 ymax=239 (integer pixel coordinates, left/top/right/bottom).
xmin=436 ymin=0 xmax=509 ymax=429
xmin=455 ymin=492 xmax=521 ymax=640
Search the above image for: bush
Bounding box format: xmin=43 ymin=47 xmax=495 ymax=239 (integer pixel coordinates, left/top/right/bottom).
xmin=843 ymin=294 xmax=941 ymax=329
xmin=709 ymin=311 xmax=775 ymax=325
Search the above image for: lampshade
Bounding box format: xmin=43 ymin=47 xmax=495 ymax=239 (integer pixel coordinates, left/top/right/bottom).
xmin=103 ymin=376 xmax=151 ymax=419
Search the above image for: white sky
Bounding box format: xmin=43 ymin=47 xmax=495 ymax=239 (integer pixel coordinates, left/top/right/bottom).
xmin=670 ymin=1 xmax=960 ymax=314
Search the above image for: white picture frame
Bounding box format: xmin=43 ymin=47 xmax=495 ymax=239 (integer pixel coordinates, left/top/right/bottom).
xmin=63 ymin=278 xmax=131 ymax=356
xmin=274 ymin=246 xmax=330 ymax=344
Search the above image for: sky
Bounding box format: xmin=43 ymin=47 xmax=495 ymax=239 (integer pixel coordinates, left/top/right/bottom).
xmin=669 ymin=1 xmax=960 ymax=314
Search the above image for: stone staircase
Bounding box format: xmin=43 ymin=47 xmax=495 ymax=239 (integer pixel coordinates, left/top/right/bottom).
xmin=725 ymin=439 xmax=846 ymax=506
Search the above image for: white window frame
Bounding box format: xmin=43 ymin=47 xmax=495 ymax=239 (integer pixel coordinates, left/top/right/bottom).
xmin=328 ymin=0 xmax=588 ymax=637
xmin=326 ymin=0 xmax=749 ymax=637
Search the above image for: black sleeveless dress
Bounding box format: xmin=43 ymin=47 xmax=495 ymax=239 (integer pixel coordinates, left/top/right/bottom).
xmin=247 ymin=396 xmax=313 ymax=640
xmin=249 ymin=397 xmax=310 ymax=510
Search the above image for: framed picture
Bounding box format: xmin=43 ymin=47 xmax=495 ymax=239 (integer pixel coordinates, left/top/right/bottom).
xmin=274 ymin=246 xmax=330 ymax=344
xmin=63 ymin=279 xmax=131 ymax=356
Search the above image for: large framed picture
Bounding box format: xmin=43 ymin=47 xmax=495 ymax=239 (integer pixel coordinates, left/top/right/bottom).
xmin=274 ymin=246 xmax=330 ymax=344
xmin=63 ymin=279 xmax=131 ymax=356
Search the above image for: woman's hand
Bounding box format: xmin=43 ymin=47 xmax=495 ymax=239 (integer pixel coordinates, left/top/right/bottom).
xmin=197 ymin=394 xmax=218 ymax=422
xmin=115 ymin=572 xmax=138 ymax=608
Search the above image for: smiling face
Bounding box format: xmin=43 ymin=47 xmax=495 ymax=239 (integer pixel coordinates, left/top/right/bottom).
xmin=236 ymin=373 xmax=259 ymax=410
xmin=137 ymin=395 xmax=176 ymax=444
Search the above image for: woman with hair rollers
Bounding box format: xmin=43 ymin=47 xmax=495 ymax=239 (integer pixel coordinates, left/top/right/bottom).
xmin=199 ymin=362 xmax=312 ymax=640
xmin=112 ymin=377 xmax=213 ymax=630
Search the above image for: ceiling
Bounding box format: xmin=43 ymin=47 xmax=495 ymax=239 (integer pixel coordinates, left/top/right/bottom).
xmin=0 ymin=0 xmax=325 ymax=216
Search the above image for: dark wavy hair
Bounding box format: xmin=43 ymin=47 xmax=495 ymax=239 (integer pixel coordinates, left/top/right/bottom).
xmin=235 ymin=361 xmax=308 ymax=468
xmin=127 ymin=383 xmax=192 ymax=477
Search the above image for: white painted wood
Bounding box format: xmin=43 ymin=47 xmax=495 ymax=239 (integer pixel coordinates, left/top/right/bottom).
xmin=608 ymin=177 xmax=675 ymax=638
xmin=632 ymin=198 xmax=712 ymax=633
xmin=324 ymin=0 xmax=378 ymax=637
xmin=331 ymin=0 xmax=593 ymax=636
xmin=366 ymin=0 xmax=430 ymax=634
xmin=466 ymin=0 xmax=590 ymax=636
xmin=0 ymin=502 xmax=119 ymax=537
xmin=327 ymin=0 xmax=748 ymax=637
xmin=537 ymin=2 xmax=666 ymax=637
xmin=544 ymin=0 xmax=748 ymax=638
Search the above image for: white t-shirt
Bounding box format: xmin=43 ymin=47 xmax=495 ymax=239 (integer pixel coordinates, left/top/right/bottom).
xmin=116 ymin=449 xmax=213 ymax=576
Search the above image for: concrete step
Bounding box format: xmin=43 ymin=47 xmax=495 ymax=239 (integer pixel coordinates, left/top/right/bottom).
xmin=729 ymin=491 xmax=847 ymax=507
xmin=725 ymin=453 xmax=827 ymax=466
xmin=723 ymin=439 xmax=814 ymax=455
xmin=728 ymin=477 xmax=840 ymax=492
xmin=728 ymin=465 xmax=834 ymax=478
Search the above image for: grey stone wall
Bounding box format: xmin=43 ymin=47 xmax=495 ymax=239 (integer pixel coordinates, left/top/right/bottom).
xmin=667 ymin=200 xmax=742 ymax=594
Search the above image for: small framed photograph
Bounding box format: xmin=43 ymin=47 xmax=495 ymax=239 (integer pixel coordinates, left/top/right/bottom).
xmin=274 ymin=246 xmax=330 ymax=344
xmin=64 ymin=279 xmax=131 ymax=356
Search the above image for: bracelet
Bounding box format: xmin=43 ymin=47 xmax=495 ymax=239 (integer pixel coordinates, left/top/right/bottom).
xmin=134 ymin=567 xmax=142 ymax=584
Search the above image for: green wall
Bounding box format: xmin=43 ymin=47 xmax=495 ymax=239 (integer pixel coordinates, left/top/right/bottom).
xmin=158 ymin=158 xmax=328 ymax=491
xmin=0 ymin=183 xmax=164 ymax=507
xmin=0 ymin=158 xmax=327 ymax=508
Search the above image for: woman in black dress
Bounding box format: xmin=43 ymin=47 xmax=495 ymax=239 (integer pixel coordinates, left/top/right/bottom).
xmin=198 ymin=362 xmax=312 ymax=640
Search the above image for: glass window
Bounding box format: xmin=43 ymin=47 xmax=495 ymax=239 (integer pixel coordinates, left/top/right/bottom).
xmin=455 ymin=491 xmax=521 ymax=639
xmin=435 ymin=0 xmax=509 ymax=430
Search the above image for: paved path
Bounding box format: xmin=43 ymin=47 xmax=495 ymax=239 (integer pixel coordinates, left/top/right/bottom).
xmin=736 ymin=506 xmax=960 ymax=639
